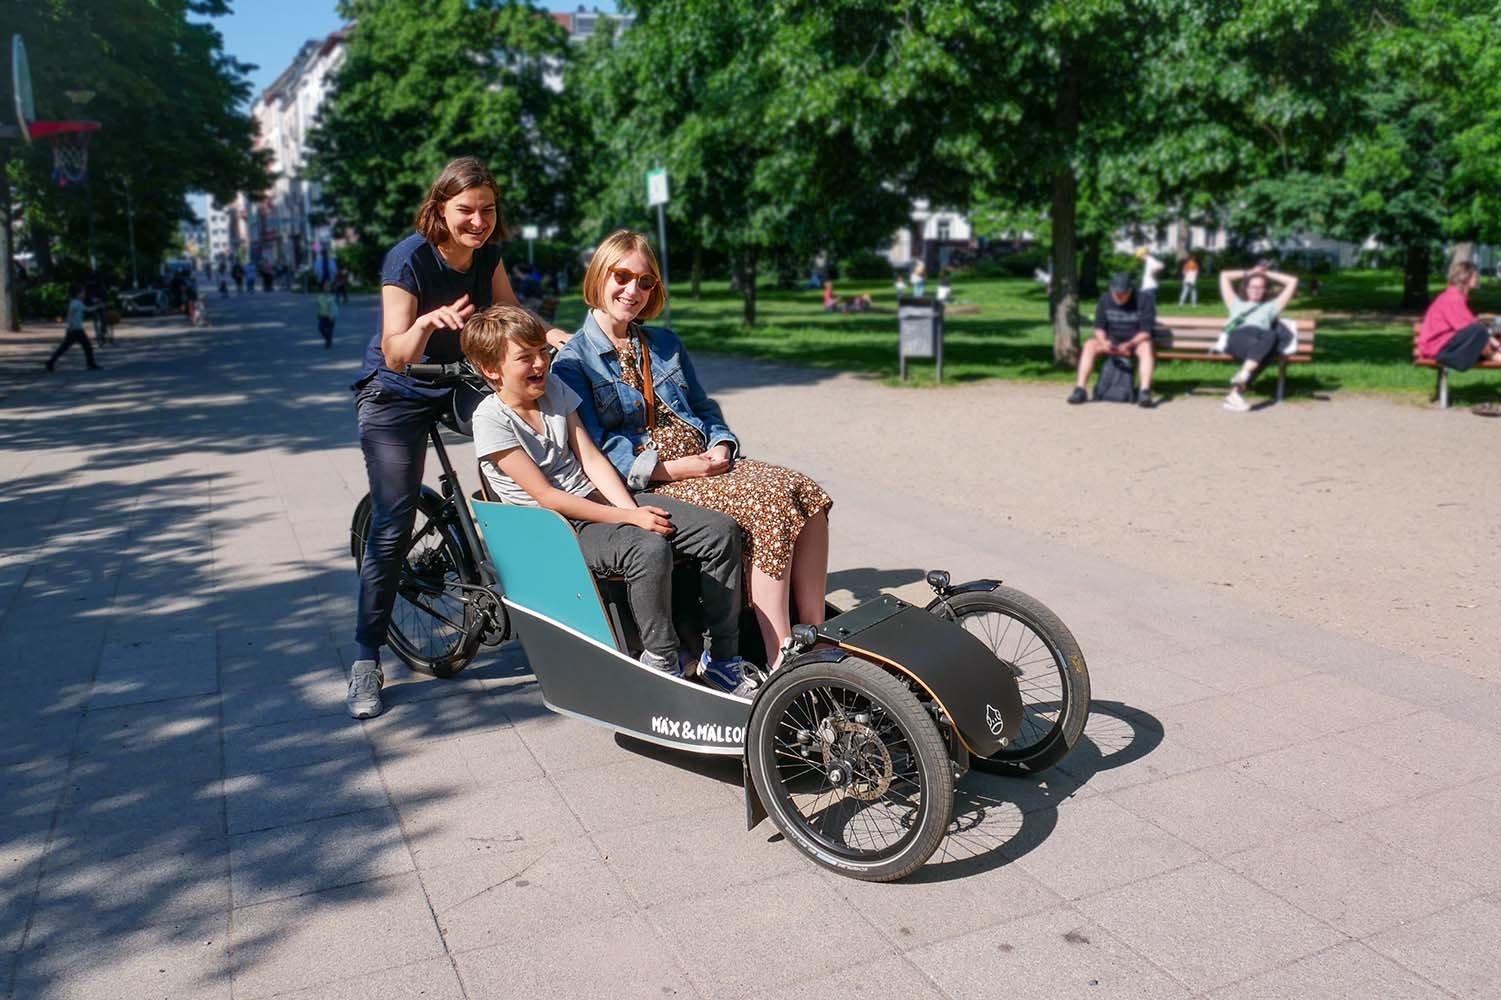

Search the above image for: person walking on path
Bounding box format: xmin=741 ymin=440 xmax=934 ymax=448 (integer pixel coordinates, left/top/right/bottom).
xmin=1217 ymin=263 xmax=1300 ymax=412
xmin=317 ymin=280 xmax=339 ymax=349
xmin=45 ymin=284 xmax=101 ymax=372
xmin=1136 ymin=248 xmax=1165 ymax=296
xmin=347 ymin=157 xmax=572 ymax=719
xmin=1179 ymin=255 xmax=1200 ymax=305
xmin=1418 ymin=259 xmax=1500 ymax=373
xmin=1068 ymin=272 xmax=1157 ymax=407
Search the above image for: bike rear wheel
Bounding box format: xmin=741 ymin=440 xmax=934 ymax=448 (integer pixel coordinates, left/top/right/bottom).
xmin=352 ymin=491 xmax=482 ymax=677
xmin=929 ymin=587 xmax=1090 ymax=775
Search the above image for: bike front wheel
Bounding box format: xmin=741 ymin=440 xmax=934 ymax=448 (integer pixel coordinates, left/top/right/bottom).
xmin=929 ymin=586 xmax=1090 ymax=775
xmin=352 ymin=491 xmax=482 ymax=677
xmin=747 ymin=657 xmax=954 ymax=882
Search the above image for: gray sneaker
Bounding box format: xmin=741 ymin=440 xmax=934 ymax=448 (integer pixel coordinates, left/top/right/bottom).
xmin=347 ymin=659 xmax=384 ymax=719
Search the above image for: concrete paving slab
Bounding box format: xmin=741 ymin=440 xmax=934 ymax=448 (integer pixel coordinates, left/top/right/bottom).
xmin=507 ymin=704 xmax=649 ymax=773
xmin=266 ymin=957 xmax=466 ymax=1000
xmin=652 ymin=870 xmax=891 ymax=997
xmin=747 ymin=955 xmax=946 ymax=1000
xmin=229 ymin=872 xmax=444 ymax=999
xmin=222 ymin=712 xmax=369 ymax=777
xmin=216 ymin=668 xmax=348 ymax=728
xmin=356 ymin=682 xmax=515 ymax=748
xmin=73 ymin=694 xmax=221 ymax=760
xmin=1204 ymin=941 xmax=1446 ymax=1000
xmin=1365 ymin=894 xmax=1501 ymax=998
xmin=393 ymin=776 xmax=586 ymax=869
xmin=1006 ymin=794 xmax=1205 ymax=900
xmin=422 ymin=835 xmax=630 ymax=954
xmin=548 ymin=751 xmax=742 ymax=836
xmin=11 ymin=913 xmax=231 ymax=1000
xmin=1142 ymin=643 xmax=1317 ymax=695
xmin=88 ymin=632 xmax=218 ymax=709
xmin=1231 ymin=735 xmax=1440 ymax=822
xmin=909 ymin=905 xmax=1194 ymax=1000
xmin=51 ymin=777 xmax=226 ymax=863
xmin=453 ymin=912 xmax=694 ymax=999
xmin=373 ymin=725 xmax=543 ymax=806
xmin=229 ymin=805 xmax=413 ymax=907
xmin=1342 ymin=708 xmax=1501 ymax=789
xmin=1074 ymin=862 xmax=1345 ymax=993
xmin=25 ymin=837 xmax=230 ymax=945
xmin=1348 ymin=780 xmax=1501 ymax=891
xmin=223 ymin=751 xmax=386 ymax=835
xmin=1224 ymin=821 xmax=1478 ymax=939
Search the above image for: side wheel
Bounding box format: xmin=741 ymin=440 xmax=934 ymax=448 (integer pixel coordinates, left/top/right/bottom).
xmin=747 ymin=657 xmax=954 ymax=882
xmin=931 ymin=587 xmax=1090 ymax=775
xmin=351 ymin=491 xmax=482 ymax=678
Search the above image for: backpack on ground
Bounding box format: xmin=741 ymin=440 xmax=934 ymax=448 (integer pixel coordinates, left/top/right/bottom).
xmin=1093 ymin=355 xmax=1137 ymax=403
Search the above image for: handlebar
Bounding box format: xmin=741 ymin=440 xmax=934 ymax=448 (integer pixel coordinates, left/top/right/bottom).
xmin=404 ymin=361 xmax=482 ymax=386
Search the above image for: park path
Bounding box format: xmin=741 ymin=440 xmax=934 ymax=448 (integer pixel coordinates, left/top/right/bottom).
xmin=0 ymin=290 xmax=1497 ymax=999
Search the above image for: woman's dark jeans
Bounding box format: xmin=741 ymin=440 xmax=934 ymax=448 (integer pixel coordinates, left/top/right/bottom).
xmin=355 ymin=385 xmax=449 ymax=654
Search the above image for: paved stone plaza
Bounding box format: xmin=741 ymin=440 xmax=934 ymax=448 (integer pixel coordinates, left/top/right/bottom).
xmin=2 ymin=293 xmax=1498 ymax=999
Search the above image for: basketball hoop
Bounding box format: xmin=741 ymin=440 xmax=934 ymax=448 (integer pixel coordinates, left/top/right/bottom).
xmin=31 ymin=120 xmax=99 ymax=187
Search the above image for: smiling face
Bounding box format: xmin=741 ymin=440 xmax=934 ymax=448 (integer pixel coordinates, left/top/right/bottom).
xmin=441 ymin=186 xmax=497 ymax=250
xmin=489 ymin=337 xmax=551 ymax=402
xmin=598 ymin=248 xmax=657 ymax=327
xmin=1244 ymin=274 xmax=1268 ymax=302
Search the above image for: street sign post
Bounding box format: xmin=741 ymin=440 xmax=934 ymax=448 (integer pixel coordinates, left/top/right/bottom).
xmin=646 ymin=167 xmax=670 ymax=326
xmin=522 ymin=224 xmax=538 ymax=265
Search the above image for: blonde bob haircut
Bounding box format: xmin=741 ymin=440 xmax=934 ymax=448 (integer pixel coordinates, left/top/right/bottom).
xmin=582 ymin=229 xmax=667 ymax=320
xmin=414 ymin=157 xmax=504 ymax=247
xmin=461 ymin=305 xmax=549 ymax=374
xmin=1449 ymin=258 xmax=1479 ymax=288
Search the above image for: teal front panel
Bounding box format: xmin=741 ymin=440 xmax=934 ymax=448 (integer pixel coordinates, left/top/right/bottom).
xmin=470 ymin=501 xmax=618 ymax=648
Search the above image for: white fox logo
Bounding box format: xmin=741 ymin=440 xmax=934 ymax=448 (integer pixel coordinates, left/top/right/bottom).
xmin=984 ymin=703 xmax=1005 ymax=736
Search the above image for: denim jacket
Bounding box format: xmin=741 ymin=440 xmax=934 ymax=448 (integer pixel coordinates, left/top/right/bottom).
xmin=552 ymin=313 xmax=739 ymax=490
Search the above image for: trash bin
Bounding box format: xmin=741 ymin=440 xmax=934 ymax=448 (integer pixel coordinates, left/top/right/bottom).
xmin=898 ymin=296 xmax=944 ymax=382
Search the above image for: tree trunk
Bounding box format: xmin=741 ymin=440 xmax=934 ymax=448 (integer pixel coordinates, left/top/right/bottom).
xmin=740 ymin=248 xmax=758 ymax=326
xmin=30 ymin=218 xmax=55 ymax=281
xmin=1401 ymin=244 xmax=1430 ymax=310
xmin=0 ymin=157 xmax=15 ymax=332
xmin=1078 ymin=232 xmax=1103 ymax=301
xmin=1050 ymin=63 xmax=1082 ymax=366
xmin=690 ymin=241 xmax=702 ymax=299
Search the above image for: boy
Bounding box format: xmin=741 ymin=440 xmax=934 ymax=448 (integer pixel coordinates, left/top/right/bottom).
xmin=317 ymin=280 xmax=338 ymax=348
xmin=461 ymin=305 xmax=756 ymax=695
xmin=45 ymin=284 xmax=101 ymax=372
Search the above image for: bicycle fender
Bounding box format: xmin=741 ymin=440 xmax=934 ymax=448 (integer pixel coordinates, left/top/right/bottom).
xmin=923 ymin=578 xmax=1001 ymax=611
xmin=815 ymin=596 xmax=1023 ymax=759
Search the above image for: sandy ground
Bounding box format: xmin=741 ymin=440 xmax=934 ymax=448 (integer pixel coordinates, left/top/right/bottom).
xmin=700 ymin=361 xmax=1498 ymax=683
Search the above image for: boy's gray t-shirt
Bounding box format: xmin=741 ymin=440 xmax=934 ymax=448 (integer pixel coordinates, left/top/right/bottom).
xmin=471 ymin=375 xmax=594 ymax=506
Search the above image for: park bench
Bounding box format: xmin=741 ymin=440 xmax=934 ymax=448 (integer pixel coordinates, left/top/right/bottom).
xmin=1411 ymin=321 xmax=1501 ymax=408
xmin=1152 ymin=315 xmax=1317 ymax=402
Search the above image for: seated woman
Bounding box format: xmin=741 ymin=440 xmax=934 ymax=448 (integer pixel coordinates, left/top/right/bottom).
xmin=1217 ymin=264 xmax=1300 ymax=412
xmin=463 ymin=305 xmax=754 ymax=695
xmin=554 ymin=230 xmax=832 ymax=667
xmin=1419 ymin=259 xmax=1499 ymax=372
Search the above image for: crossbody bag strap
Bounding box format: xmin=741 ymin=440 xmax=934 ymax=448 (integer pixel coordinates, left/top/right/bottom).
xmin=633 ymin=323 xmax=658 ymax=436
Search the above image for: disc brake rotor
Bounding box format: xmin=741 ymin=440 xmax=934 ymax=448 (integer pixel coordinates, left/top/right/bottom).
xmin=820 ymin=717 xmax=894 ymax=802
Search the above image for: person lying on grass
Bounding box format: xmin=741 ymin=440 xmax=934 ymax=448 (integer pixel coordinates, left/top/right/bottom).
xmin=462 ymin=304 xmax=757 ymax=696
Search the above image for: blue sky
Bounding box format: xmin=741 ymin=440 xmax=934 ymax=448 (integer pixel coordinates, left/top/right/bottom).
xmin=207 ymin=0 xmax=618 ymax=104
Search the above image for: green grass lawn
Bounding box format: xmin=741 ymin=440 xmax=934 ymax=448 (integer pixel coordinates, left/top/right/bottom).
xmin=553 ymin=270 xmax=1501 ymax=406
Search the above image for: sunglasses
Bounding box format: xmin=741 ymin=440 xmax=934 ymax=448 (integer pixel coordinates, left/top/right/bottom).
xmin=608 ymin=266 xmax=658 ymax=291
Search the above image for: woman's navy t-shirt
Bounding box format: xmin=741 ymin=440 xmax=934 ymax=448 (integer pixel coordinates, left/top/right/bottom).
xmin=354 ymin=232 xmax=503 ymax=400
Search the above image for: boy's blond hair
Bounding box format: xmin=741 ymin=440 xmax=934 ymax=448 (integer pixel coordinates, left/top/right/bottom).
xmin=461 ymin=305 xmax=549 ymax=376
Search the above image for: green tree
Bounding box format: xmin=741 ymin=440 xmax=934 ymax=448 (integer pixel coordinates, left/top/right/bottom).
xmin=2 ymin=0 xmax=266 ymax=320
xmin=307 ymin=0 xmax=579 ymax=279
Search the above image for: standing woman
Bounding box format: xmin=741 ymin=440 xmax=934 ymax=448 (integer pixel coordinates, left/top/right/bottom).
xmin=553 ymin=230 xmax=832 ymax=668
xmin=1216 ymin=263 xmax=1299 ymax=412
xmin=348 ymin=157 xmax=570 ymax=719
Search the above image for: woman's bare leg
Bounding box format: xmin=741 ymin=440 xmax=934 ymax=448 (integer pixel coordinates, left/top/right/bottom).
xmin=791 ymin=511 xmax=830 ymax=627
xmin=750 ymin=565 xmax=792 ymax=668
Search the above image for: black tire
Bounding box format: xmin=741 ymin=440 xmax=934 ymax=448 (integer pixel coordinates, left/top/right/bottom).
xmin=747 ymin=657 xmax=954 ymax=882
xmin=930 ymin=586 xmax=1090 ymax=775
xmin=350 ymin=491 xmax=481 ymax=678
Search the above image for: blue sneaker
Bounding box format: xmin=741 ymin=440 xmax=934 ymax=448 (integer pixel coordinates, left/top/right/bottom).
xmin=640 ymin=649 xmax=682 ymax=676
xmin=700 ymin=652 xmax=758 ymax=697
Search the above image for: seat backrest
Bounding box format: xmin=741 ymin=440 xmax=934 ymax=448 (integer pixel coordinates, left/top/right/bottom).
xmin=469 ymin=500 xmax=619 ymax=648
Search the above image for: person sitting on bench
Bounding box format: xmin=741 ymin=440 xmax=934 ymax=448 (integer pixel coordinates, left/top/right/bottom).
xmin=1068 ymin=272 xmax=1156 ymax=407
xmin=1217 ymin=263 xmax=1300 ymax=412
xmin=463 ymin=305 xmax=756 ymax=695
xmin=1418 ymin=259 xmax=1499 ymax=374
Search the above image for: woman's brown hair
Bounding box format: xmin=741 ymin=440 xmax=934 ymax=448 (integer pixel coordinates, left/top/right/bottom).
xmin=414 ymin=157 xmax=504 ymax=247
xmin=582 ymin=229 xmax=667 ymax=320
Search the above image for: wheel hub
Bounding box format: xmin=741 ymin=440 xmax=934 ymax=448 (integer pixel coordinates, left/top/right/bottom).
xmin=819 ymin=717 xmax=894 ymax=802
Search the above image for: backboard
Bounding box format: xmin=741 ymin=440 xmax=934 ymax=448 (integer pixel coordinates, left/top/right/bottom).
xmin=12 ymin=34 xmax=34 ymax=142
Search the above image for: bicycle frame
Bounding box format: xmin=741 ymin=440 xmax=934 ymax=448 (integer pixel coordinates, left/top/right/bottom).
xmin=425 ymin=425 xmax=498 ymax=593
